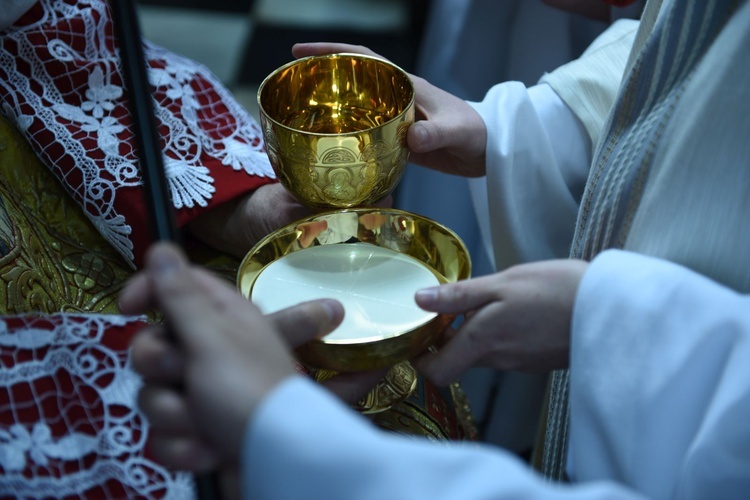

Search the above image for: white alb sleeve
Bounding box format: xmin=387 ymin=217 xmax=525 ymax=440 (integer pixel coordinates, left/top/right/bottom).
xmin=242 ymin=376 xmax=644 ymax=500
xmin=470 ymin=82 xmax=591 ymax=270
xmin=540 ymin=19 xmax=639 ymax=147
xmin=569 ymin=250 xmax=750 ymax=499
xmin=469 ymin=20 xmax=638 ymax=271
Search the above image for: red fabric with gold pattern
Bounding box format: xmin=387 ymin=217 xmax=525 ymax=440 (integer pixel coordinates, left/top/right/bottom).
xmin=0 ymin=0 xmax=275 ymax=268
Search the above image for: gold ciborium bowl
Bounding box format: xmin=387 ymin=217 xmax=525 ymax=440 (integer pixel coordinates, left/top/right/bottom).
xmin=257 ymin=53 xmax=415 ymax=210
xmin=237 ymin=208 xmax=471 ymax=372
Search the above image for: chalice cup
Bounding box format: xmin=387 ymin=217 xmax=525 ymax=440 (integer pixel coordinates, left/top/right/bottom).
xmin=257 ymin=53 xmax=415 ymax=210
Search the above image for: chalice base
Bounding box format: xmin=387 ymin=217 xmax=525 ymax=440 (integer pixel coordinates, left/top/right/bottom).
xmin=314 ymin=361 xmax=418 ymax=414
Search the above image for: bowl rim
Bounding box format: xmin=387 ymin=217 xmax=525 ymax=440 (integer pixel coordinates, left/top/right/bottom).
xmin=236 ymin=208 xmax=471 ymax=347
xmin=256 ymin=53 xmax=416 ymax=138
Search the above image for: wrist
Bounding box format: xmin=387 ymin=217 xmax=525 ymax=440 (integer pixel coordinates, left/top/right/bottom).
xmin=186 ymin=193 xmax=252 ymax=258
xmin=464 ymin=104 xmax=488 ymax=175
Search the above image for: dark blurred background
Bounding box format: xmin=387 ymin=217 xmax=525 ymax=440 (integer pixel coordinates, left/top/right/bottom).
xmin=136 ymin=0 xmax=430 ymax=119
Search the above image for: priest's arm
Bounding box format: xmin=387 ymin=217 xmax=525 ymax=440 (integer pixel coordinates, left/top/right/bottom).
xmin=244 ymin=250 xmax=750 ymax=499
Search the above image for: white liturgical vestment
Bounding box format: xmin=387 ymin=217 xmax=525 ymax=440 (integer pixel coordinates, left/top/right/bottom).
xmin=539 ymin=0 xmax=750 ymax=477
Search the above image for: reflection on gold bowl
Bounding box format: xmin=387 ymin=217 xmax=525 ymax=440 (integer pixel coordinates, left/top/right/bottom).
xmin=237 ymin=208 xmax=471 ymax=372
xmin=257 ymin=53 xmax=415 ymax=210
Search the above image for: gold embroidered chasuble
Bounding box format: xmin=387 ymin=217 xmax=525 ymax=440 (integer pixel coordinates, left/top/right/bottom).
xmin=0 ymin=114 xmax=129 ymax=315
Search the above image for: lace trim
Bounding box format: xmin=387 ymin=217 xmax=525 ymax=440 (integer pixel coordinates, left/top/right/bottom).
xmin=0 ymin=0 xmax=273 ymax=266
xmin=0 ymin=314 xmax=195 ymax=498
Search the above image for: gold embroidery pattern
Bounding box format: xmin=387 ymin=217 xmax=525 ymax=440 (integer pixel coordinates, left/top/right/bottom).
xmin=0 ymin=116 xmax=130 ymax=315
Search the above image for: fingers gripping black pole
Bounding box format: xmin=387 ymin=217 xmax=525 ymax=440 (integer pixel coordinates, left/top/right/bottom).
xmin=108 ymin=1 xmax=220 ymax=498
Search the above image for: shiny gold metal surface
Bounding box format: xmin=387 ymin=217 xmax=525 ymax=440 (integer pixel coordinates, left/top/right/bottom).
xmin=315 ymin=361 xmax=418 ymax=414
xmin=237 ymin=208 xmax=471 ymax=372
xmin=257 ymin=54 xmax=415 ymax=210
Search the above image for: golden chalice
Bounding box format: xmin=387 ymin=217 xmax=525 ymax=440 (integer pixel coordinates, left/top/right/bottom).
xmin=240 ymin=54 xmax=470 ymax=412
xmin=257 ymin=53 xmax=415 ymax=209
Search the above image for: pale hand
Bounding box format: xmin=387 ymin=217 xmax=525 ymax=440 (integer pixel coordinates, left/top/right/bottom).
xmin=120 ymin=244 xmax=352 ymax=470
xmin=414 ymin=259 xmax=589 ymax=385
xmin=292 ymin=43 xmax=488 ymax=177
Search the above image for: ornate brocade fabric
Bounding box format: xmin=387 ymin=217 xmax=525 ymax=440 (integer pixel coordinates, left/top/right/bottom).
xmin=0 ymin=114 xmax=195 ymax=498
xmin=0 ymin=114 xmax=130 ymax=315
xmin=0 ymin=113 xmax=240 ymax=315
xmin=0 ymin=0 xmax=275 ymax=268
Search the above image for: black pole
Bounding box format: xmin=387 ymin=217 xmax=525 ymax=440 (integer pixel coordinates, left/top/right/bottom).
xmin=109 ymin=0 xmax=179 ymax=245
xmin=108 ymin=1 xmax=221 ymax=498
